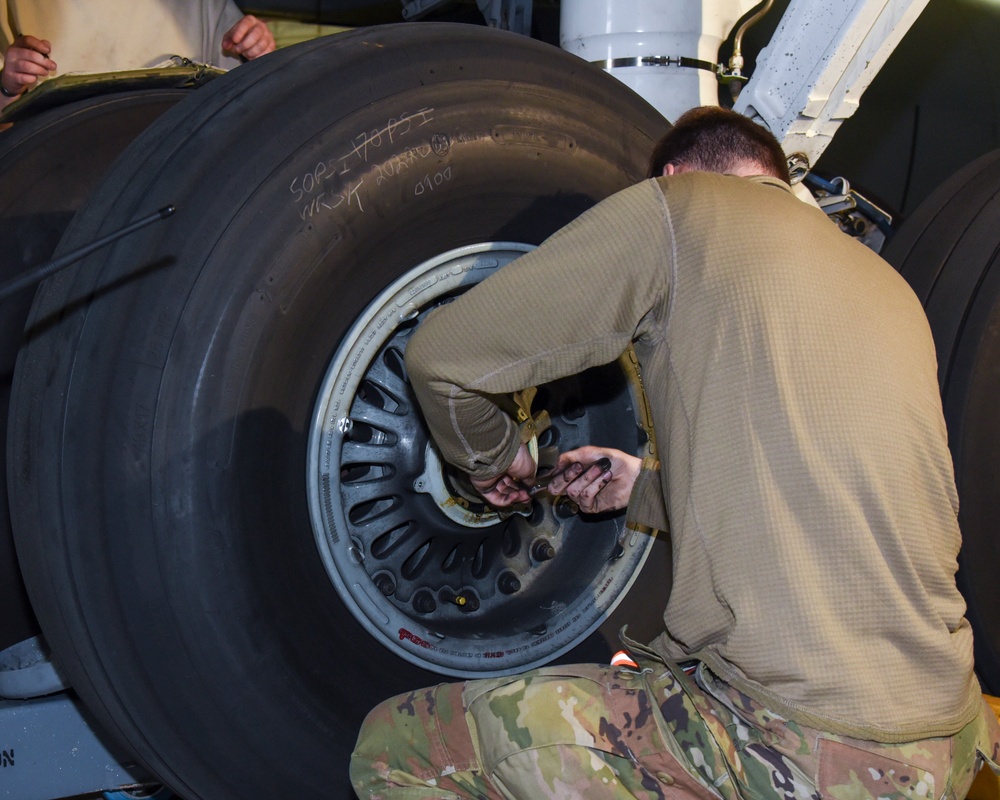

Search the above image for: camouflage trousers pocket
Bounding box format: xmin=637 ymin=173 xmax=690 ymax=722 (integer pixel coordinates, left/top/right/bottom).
xmin=954 ymin=697 xmax=1000 ymax=799
xmin=813 ymin=699 xmax=1000 ymax=800
xmin=817 ymin=736 xmax=952 ymax=800
xmin=464 ymin=663 xmax=723 ymax=799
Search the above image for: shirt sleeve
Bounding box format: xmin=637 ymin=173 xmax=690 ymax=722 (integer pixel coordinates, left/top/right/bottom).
xmin=1 ymin=0 xmax=14 ymax=64
xmin=404 ymin=179 xmax=673 ymax=480
xmin=626 ymin=457 xmax=670 ymax=533
xmin=203 ymin=0 xmax=244 ymax=69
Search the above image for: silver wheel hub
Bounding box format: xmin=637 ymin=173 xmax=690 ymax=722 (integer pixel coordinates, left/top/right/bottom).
xmin=307 ymin=243 xmax=655 ymax=677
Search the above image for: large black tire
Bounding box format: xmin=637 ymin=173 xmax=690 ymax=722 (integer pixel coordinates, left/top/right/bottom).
xmin=0 ymin=88 xmax=192 ymax=653
xmin=8 ymin=25 xmax=667 ymax=799
xmin=884 ymin=149 xmax=1000 ymax=694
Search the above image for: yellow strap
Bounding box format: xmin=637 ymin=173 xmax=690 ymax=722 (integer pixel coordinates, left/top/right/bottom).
xmin=512 ymin=387 xmax=551 ymax=444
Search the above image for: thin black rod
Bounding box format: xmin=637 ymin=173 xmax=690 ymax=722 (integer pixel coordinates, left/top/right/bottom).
xmin=0 ymin=205 xmax=175 ymax=302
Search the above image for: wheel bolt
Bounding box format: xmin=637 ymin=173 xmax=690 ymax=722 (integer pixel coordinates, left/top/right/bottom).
xmin=373 ymin=572 xmax=396 ymax=596
xmin=413 ymin=590 xmax=437 ymax=614
xmin=563 ymin=400 xmax=585 ymax=420
xmin=498 ymin=571 xmax=521 ymax=594
xmin=531 ymin=538 xmax=556 ymax=562
xmin=553 ymin=496 xmax=579 ymax=519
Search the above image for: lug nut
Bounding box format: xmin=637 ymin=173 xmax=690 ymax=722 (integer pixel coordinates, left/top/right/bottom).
xmin=553 ymin=496 xmax=579 ymax=519
xmin=413 ymin=590 xmax=437 ymax=614
xmin=563 ymin=399 xmax=585 ymax=420
xmin=498 ymin=571 xmax=522 ymax=595
xmin=373 ymin=572 xmax=396 ymax=596
xmin=531 ymin=538 xmax=556 ymax=562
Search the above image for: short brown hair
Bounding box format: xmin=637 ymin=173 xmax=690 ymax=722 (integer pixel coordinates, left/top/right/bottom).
xmin=646 ymin=106 xmax=790 ymax=183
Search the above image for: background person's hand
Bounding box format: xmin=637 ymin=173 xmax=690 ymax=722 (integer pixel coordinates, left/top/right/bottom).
xmin=221 ymin=15 xmax=275 ymax=61
xmin=1 ymin=35 xmax=56 ymax=98
xmin=470 ymin=441 xmax=536 ymax=508
xmin=546 ymin=446 xmax=641 ymax=514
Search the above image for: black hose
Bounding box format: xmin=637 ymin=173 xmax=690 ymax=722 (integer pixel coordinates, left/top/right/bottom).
xmin=0 ymin=205 xmax=175 ymax=301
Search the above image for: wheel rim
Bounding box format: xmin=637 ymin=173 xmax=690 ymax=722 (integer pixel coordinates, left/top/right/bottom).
xmin=308 ymin=242 xmax=655 ymax=677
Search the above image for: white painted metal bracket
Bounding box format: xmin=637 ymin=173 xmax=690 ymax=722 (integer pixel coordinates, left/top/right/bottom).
xmin=733 ymin=0 xmax=931 ymax=169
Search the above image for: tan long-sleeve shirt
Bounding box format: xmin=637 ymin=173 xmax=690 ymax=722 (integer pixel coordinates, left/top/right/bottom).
xmin=405 ymin=172 xmax=980 ymax=742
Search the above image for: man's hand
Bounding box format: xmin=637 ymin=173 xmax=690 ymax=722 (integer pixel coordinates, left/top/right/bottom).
xmin=1 ymin=35 xmax=56 ymax=100
xmin=546 ymin=446 xmax=641 ymax=514
xmin=221 ymin=15 xmax=276 ymax=61
xmin=470 ymin=441 xmax=536 ymax=508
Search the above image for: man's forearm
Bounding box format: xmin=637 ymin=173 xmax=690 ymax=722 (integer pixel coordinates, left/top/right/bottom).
xmin=406 ymin=346 xmax=522 ymax=479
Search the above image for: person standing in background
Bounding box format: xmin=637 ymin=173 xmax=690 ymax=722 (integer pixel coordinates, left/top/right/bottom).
xmin=0 ymin=0 xmax=274 ymax=109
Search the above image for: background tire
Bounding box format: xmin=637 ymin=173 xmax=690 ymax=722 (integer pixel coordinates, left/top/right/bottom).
xmin=9 ymin=25 xmax=667 ymax=799
xmin=0 ymin=88 xmax=192 ymax=653
xmin=884 ymin=149 xmax=1000 ymax=694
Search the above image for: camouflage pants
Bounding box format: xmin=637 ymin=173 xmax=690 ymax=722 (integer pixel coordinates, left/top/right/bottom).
xmin=350 ymin=656 xmax=1000 ymax=800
